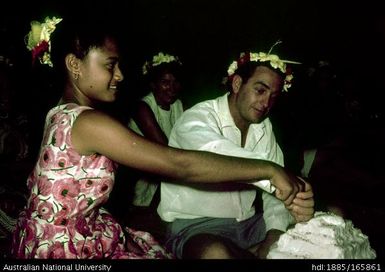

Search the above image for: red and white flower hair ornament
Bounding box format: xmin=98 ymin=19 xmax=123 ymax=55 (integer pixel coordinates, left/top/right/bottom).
xmin=226 ymin=41 xmax=301 ymax=92
xmin=25 ymin=16 xmax=63 ymax=67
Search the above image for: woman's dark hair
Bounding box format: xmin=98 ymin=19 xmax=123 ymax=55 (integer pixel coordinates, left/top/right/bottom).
xmin=145 ymin=61 xmax=183 ymax=84
xmin=139 ymin=60 xmax=184 ymax=99
xmin=49 ymin=17 xmax=119 ymax=87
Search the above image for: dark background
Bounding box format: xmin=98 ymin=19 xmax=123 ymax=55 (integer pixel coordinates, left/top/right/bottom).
xmin=2 ymin=0 xmax=385 ymax=106
xmin=1 ymin=0 xmax=385 ymax=260
xmin=3 ymin=0 xmax=384 ymax=171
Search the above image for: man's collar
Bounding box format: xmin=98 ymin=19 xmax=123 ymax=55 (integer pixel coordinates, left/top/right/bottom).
xmin=217 ymin=92 xmax=236 ymax=128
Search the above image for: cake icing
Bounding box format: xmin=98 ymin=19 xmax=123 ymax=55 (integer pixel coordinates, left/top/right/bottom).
xmin=267 ymin=211 xmax=376 ymax=259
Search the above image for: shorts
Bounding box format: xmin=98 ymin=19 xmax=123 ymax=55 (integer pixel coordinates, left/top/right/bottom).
xmin=164 ymin=212 xmax=266 ymax=258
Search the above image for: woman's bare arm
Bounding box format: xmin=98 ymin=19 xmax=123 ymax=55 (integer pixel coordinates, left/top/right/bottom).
xmin=132 ymin=101 xmax=168 ymax=144
xmin=72 ymin=110 xmax=301 ymax=203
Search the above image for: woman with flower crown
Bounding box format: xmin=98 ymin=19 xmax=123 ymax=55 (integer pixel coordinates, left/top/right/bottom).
xmin=111 ymin=53 xmax=185 ymax=238
xmin=12 ymin=16 xmax=305 ymax=259
xmin=126 ymin=52 xmax=184 ymax=208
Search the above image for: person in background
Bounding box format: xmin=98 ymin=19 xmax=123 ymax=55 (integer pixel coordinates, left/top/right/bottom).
xmin=128 ymin=52 xmax=184 ymax=209
xmin=12 ymin=17 xmax=305 ymax=259
xmin=158 ymin=45 xmax=315 ymax=259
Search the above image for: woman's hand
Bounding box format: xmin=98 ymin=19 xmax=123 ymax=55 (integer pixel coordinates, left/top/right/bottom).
xmin=286 ymin=177 xmax=315 ymax=222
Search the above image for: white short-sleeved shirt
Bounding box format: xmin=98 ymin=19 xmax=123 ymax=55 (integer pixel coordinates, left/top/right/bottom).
xmin=158 ymin=93 xmax=294 ymax=231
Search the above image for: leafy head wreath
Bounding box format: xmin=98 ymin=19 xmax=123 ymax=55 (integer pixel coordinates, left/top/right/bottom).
xmin=25 ymin=16 xmax=63 ymax=67
xmin=142 ymin=52 xmax=182 ymax=75
xmin=226 ymin=41 xmax=301 ymax=92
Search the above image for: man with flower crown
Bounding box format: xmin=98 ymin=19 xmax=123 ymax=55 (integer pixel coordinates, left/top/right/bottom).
xmin=158 ymin=44 xmax=315 ymax=259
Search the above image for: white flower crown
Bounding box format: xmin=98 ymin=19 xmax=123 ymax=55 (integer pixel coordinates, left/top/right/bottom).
xmin=226 ymin=43 xmax=300 ymax=92
xmin=142 ymin=52 xmax=182 ymax=75
xmin=25 ymin=16 xmax=62 ymax=67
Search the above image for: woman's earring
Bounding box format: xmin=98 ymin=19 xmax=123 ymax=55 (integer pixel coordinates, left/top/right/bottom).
xmin=74 ymin=73 xmax=79 ymax=80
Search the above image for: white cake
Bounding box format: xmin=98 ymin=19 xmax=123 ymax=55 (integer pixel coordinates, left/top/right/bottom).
xmin=267 ymin=211 xmax=376 ymax=259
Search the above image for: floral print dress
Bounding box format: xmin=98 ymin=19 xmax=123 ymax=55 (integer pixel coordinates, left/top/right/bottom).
xmin=11 ymin=103 xmax=173 ymax=259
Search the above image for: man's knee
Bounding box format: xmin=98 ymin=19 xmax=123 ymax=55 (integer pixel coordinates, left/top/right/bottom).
xmin=182 ymin=234 xmax=233 ymax=259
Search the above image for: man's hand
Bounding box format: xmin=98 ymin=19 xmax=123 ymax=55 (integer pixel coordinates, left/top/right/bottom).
xmin=286 ymin=177 xmax=315 ymax=222
xmin=270 ymin=165 xmax=305 ymax=206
